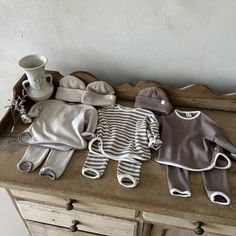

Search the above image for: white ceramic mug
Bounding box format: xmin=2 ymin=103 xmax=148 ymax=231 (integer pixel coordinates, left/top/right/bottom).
xmin=18 ymin=54 xmax=54 ymax=101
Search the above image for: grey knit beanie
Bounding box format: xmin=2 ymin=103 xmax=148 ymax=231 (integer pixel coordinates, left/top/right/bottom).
xmin=55 ymin=75 xmax=86 ymax=102
xmin=135 ymin=87 xmax=173 ymax=115
xmin=81 ymin=81 xmax=116 ymax=106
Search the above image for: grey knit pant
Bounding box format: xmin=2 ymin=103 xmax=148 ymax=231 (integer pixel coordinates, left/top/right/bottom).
xmin=17 ymin=145 xmax=74 ymax=180
xmin=166 ymin=165 xmax=230 ymax=205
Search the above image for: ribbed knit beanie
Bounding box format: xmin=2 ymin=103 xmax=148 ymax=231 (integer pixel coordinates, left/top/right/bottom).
xmin=55 ymin=75 xmax=86 ymax=102
xmin=81 ymin=81 xmax=116 ymax=106
xmin=135 ymin=87 xmax=173 ymax=115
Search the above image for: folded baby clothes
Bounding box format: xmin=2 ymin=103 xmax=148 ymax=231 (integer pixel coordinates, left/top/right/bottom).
xmin=82 ymin=105 xmax=162 ymax=188
xmin=155 ymin=109 xmax=236 ymax=171
xmin=18 ymin=99 xmax=98 ymax=151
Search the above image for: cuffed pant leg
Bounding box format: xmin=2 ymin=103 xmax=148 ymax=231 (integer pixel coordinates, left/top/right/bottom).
xmin=82 ymin=152 xmax=109 ymax=179
xmin=202 ymin=168 xmax=230 ymax=205
xmin=166 ymin=165 xmax=191 ymax=197
xmin=17 ymin=145 xmax=50 ymax=172
xmin=39 ymin=149 xmax=75 ymax=180
xmin=117 ymin=160 xmax=142 ymax=188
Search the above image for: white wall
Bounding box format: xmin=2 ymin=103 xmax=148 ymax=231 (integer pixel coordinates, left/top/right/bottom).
xmin=1 ymin=0 xmax=236 ymax=105
xmin=0 ymin=188 xmax=28 ymax=236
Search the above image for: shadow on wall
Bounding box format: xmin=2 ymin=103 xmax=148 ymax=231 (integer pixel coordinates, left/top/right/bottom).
xmin=54 ymin=49 xmax=232 ymax=93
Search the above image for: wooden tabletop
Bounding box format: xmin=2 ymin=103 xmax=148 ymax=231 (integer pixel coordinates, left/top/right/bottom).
xmin=0 ymin=100 xmax=235 ymax=227
xmin=0 ymin=71 xmax=235 ymax=227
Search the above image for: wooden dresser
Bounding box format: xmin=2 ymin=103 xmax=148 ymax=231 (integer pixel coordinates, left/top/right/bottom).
xmin=0 ymin=71 xmax=235 ymax=236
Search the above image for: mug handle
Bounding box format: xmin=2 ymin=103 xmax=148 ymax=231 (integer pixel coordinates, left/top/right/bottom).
xmin=22 ymin=80 xmax=29 ymax=96
xmin=45 ymin=74 xmax=53 ymax=86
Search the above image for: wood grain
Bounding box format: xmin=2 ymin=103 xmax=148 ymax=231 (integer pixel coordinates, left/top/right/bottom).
xmin=143 ymin=212 xmax=234 ymax=236
xmin=11 ymin=189 xmax=136 ymax=219
xmin=26 ymin=221 xmax=102 ymax=236
xmin=17 ymin=200 xmax=138 ymax=236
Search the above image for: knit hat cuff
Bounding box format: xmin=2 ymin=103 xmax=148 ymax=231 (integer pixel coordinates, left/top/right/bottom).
xmin=135 ymin=96 xmax=172 ymax=115
xmin=82 ymin=90 xmax=116 ymax=106
xmin=55 ymin=87 xmax=84 ymax=102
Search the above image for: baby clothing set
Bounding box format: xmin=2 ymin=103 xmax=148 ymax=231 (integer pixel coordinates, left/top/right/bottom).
xmin=17 ymin=75 xmax=236 ymax=205
xmin=82 ymin=104 xmax=162 ymax=188
xmin=17 ymin=75 xmax=116 ymax=180
xmin=135 ymin=87 xmax=236 ymax=205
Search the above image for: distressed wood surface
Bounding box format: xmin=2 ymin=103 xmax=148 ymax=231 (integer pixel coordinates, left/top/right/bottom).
xmin=17 ymin=200 xmax=137 ymax=236
xmin=150 ymin=224 xmax=224 ymax=236
xmin=26 ymin=221 xmax=99 ymax=236
xmin=143 ymin=212 xmax=233 ymax=236
xmin=11 ymin=189 xmax=136 ymax=219
xmin=0 ymin=103 xmax=235 ymax=228
xmin=0 ymin=71 xmax=235 ymax=231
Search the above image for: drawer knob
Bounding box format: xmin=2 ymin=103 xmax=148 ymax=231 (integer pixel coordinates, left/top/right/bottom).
xmin=69 ymin=220 xmax=80 ymax=232
xmin=66 ymin=199 xmax=77 ymax=211
xmin=194 ymin=221 xmax=204 ymax=235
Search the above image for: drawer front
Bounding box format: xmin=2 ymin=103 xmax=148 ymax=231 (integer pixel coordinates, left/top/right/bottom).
xmin=17 ymin=200 xmax=137 ymax=236
xmin=26 ymin=220 xmax=99 ymax=236
xmin=11 ymin=189 xmax=136 ymax=219
xmin=143 ymin=212 xmax=235 ymax=236
xmin=149 ymin=224 xmax=227 ymax=236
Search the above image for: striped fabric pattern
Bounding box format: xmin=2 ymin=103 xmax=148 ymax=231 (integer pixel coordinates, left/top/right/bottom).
xmin=90 ymin=104 xmax=162 ymax=162
xmin=82 ymin=105 xmax=162 ymax=188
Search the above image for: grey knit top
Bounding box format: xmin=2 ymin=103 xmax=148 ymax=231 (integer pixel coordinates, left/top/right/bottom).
xmin=18 ymin=99 xmax=98 ymax=151
xmin=155 ymin=109 xmax=236 ymax=171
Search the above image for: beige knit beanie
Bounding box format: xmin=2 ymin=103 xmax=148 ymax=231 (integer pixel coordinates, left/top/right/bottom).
xmin=55 ymin=75 xmax=86 ymax=102
xmin=81 ymin=81 xmax=116 ymax=106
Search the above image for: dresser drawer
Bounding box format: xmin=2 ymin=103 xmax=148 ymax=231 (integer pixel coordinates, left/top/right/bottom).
xmin=143 ymin=212 xmax=235 ymax=236
xmin=26 ymin=220 xmax=100 ymax=236
xmin=17 ymin=200 xmax=138 ymax=236
xmin=10 ymin=189 xmax=136 ymax=219
xmin=149 ymin=224 xmax=227 ymax=236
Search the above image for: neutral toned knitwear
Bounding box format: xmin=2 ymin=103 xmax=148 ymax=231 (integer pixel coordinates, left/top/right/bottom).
xmin=17 ymin=146 xmax=50 ymax=172
xmin=39 ymin=149 xmax=75 ymax=180
xmin=166 ymin=165 xmax=191 ymax=197
xmin=81 ymin=81 xmax=116 ymax=106
xmin=155 ymin=109 xmax=236 ymax=171
xmin=17 ymin=146 xmax=74 ymax=180
xmin=89 ymin=105 xmax=162 ymax=162
xmin=82 ymin=105 xmax=162 ymax=188
xmin=18 ymin=99 xmax=98 ymax=151
xmin=55 ymin=75 xmax=86 ymax=102
xmin=166 ymin=165 xmax=231 ymax=205
xmin=117 ymin=160 xmax=142 ymax=188
xmin=202 ymin=168 xmax=230 ymax=205
xmin=82 ymin=152 xmax=142 ymax=188
xmin=135 ymin=87 xmax=173 ymax=115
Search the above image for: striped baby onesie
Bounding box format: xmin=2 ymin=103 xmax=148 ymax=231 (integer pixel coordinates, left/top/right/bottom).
xmin=82 ymin=104 xmax=162 ymax=188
